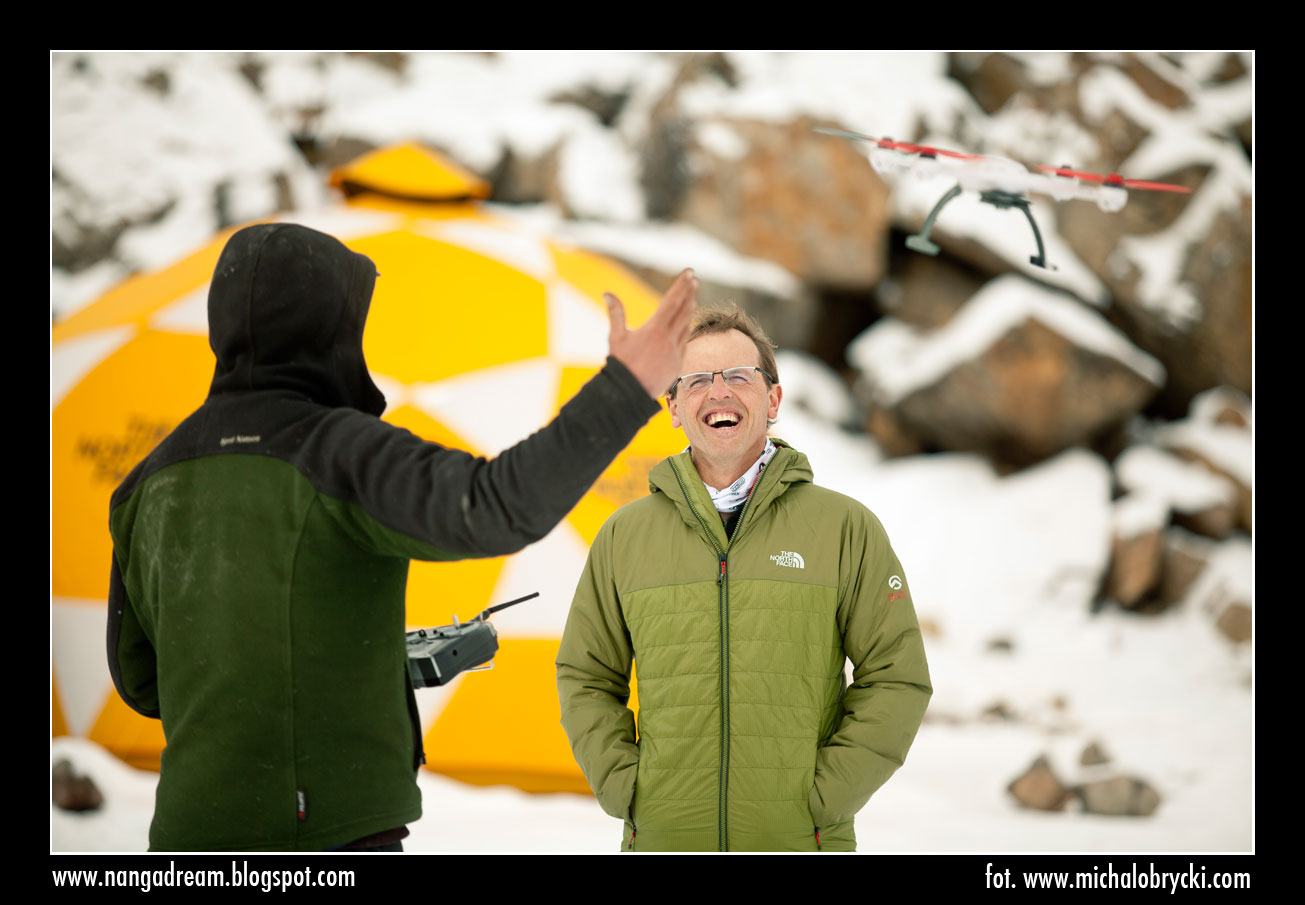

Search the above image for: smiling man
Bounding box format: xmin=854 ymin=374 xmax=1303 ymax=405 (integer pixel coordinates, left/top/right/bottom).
xmin=557 ymin=304 xmax=933 ymax=852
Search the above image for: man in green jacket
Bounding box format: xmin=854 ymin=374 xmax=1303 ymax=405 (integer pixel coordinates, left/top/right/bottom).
xmin=557 ymin=306 xmax=931 ymax=852
xmin=108 ymin=223 xmax=697 ymax=851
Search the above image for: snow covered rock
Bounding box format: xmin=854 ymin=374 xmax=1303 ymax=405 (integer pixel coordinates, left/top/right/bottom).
xmin=52 ymin=53 xmax=322 ymax=279
xmin=851 ymin=275 xmax=1164 ymax=468
xmin=1157 ymin=528 xmax=1215 ymax=608
xmin=1115 ymin=444 xmax=1238 ymax=541
xmin=673 ymin=115 xmax=893 ymax=287
xmin=1106 ymin=492 xmax=1168 ymax=609
xmin=1156 ymin=387 xmax=1253 ymax=534
xmin=1184 ymin=537 xmax=1253 ymax=645
xmin=876 ymin=252 xmax=988 ymax=331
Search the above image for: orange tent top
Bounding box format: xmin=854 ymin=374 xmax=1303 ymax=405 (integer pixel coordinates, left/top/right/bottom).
xmin=329 ymin=142 xmax=491 ymax=202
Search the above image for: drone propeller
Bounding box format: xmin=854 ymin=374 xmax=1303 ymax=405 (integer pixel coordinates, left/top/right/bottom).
xmin=813 ymin=126 xmax=878 ymax=143
xmin=1036 ymin=164 xmax=1193 ymax=194
xmin=814 ymin=126 xmax=982 ymax=161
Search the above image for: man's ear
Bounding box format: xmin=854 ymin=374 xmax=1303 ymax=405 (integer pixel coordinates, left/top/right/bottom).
xmin=668 ymin=395 xmax=681 ymax=429
xmin=768 ymin=384 xmax=783 ymax=421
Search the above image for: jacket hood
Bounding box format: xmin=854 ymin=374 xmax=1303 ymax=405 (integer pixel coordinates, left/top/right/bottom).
xmin=648 ymin=439 xmax=812 ymax=538
xmin=207 ymin=223 xmax=386 ymax=416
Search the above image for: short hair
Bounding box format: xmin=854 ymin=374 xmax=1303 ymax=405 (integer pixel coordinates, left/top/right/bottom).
xmin=667 ymin=303 xmax=780 ymax=399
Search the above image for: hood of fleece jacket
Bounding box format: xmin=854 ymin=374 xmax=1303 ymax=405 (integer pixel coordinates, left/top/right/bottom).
xmin=206 ymin=223 xmax=387 ymax=416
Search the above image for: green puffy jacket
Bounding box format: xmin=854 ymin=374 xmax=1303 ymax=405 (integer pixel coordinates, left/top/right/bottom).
xmin=557 ymin=441 xmax=932 ymax=851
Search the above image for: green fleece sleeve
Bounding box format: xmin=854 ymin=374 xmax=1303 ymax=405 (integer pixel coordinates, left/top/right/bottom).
xmin=808 ymin=508 xmax=932 ymax=827
xmin=556 ymin=521 xmax=640 ymax=820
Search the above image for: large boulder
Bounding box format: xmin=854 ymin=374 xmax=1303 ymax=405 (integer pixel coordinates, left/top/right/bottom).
xmin=851 ymin=275 xmax=1164 ymax=468
xmin=669 ymin=115 xmax=893 ymax=289
xmin=632 ymin=54 xmax=896 ymax=288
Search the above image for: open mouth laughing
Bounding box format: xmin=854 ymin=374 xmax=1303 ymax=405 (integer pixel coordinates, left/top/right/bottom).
xmin=704 ymin=409 xmax=742 ymax=430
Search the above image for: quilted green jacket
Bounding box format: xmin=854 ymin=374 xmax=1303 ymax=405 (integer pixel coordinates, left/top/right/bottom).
xmin=557 ymin=442 xmax=932 ymax=851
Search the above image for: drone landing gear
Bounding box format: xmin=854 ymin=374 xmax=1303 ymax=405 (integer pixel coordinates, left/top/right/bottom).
xmin=905 ymin=185 xmax=960 ymax=258
xmin=905 ymin=186 xmax=1056 ymax=271
xmin=979 ymin=191 xmax=1054 ymax=271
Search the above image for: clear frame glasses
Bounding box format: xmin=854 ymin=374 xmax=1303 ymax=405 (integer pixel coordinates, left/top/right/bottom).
xmin=671 ymin=366 xmax=775 ymax=396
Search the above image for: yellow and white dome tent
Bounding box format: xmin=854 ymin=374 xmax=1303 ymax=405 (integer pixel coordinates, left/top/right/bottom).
xmin=51 ymin=142 xmax=681 ymax=792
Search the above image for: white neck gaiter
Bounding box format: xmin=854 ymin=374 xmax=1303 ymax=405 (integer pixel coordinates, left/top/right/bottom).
xmin=700 ymin=438 xmax=777 ymax=513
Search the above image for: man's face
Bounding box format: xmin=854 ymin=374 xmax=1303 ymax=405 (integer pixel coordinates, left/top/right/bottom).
xmin=668 ymin=329 xmax=782 ymax=468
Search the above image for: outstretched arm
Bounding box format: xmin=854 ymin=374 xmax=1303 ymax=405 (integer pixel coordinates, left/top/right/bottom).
xmin=319 ymin=270 xmax=699 ymax=561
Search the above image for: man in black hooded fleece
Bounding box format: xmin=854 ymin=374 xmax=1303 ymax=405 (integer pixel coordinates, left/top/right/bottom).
xmin=107 ymin=223 xmax=697 ymax=852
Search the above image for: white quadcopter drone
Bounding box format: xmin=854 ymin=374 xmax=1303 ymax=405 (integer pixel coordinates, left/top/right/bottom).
xmin=816 ymin=127 xmax=1193 ymax=270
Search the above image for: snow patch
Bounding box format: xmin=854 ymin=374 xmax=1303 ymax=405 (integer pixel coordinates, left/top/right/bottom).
xmin=1115 ymin=445 xmax=1236 ymax=515
xmin=1112 ymin=490 xmax=1171 ymax=540
xmin=773 ymin=350 xmax=858 ymax=426
xmin=849 ymin=274 xmax=1165 ymax=405
xmin=557 ymin=124 xmax=644 ymax=223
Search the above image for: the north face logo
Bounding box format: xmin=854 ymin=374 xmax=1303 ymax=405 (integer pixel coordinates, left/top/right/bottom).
xmin=770 ymin=551 xmax=805 ymax=569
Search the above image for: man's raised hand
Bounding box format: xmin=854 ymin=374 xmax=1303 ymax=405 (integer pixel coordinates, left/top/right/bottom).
xmin=606 ymin=268 xmax=698 ymax=400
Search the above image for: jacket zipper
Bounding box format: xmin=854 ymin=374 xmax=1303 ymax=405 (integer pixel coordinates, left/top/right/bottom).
xmin=669 ymin=453 xmax=775 ymax=852
xmin=716 ymin=552 xmax=729 ymax=852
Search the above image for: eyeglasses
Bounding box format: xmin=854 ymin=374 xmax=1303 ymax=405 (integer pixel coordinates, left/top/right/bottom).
xmin=670 ymin=366 xmax=775 ymax=395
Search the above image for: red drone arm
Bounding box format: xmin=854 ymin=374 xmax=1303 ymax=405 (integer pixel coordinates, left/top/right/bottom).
xmin=1037 ymin=164 xmax=1193 ymax=193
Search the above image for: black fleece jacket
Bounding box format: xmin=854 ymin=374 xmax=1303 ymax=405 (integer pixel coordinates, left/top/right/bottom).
xmin=108 ymin=223 xmax=659 ymax=851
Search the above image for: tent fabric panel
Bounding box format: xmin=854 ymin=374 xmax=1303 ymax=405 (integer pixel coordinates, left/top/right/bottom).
xmin=51 ymin=330 xmax=213 ymax=599
xmin=422 ymin=639 xmax=581 ymax=788
xmin=353 ymin=230 xmax=549 ymax=384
